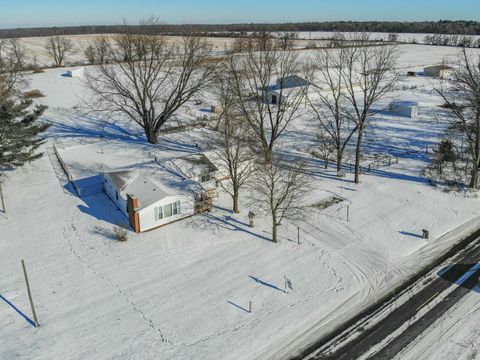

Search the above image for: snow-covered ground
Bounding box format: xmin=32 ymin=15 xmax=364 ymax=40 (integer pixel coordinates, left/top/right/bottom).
xmin=1 ymin=44 xmax=480 ymax=360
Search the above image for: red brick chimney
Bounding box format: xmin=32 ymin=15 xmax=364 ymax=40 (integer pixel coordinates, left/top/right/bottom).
xmin=127 ymin=194 xmax=140 ymax=233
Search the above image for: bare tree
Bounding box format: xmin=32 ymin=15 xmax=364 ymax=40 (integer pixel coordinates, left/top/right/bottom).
xmin=86 ymin=22 xmax=216 ymax=144
xmin=223 ymin=45 xmax=308 ymax=163
xmin=276 ymin=32 xmax=298 ymax=51
xmin=83 ymin=35 xmax=109 ymax=64
xmin=212 ymin=83 xmax=255 ymax=213
xmin=45 ymin=36 xmax=74 ymax=67
xmin=0 ymin=39 xmax=26 ymax=99
xmin=250 ymin=159 xmax=311 ymax=243
xmin=341 ymin=35 xmax=398 ymax=183
xmin=436 ymin=49 xmax=480 ymax=188
xmin=308 ymin=46 xmax=358 ymax=173
xmin=312 ymin=129 xmax=336 ymax=169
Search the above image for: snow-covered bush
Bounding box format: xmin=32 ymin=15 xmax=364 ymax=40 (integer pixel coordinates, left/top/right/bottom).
xmin=113 ymin=223 xmax=129 ymax=242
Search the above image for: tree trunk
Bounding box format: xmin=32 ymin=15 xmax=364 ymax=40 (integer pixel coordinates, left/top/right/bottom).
xmin=354 ymin=130 xmax=364 ymax=184
xmin=337 ymin=148 xmax=343 ymax=173
xmin=264 ymin=148 xmax=272 ymax=164
xmin=469 ymin=162 xmax=479 ymax=189
xmin=232 ymin=189 xmax=240 ymax=213
xmin=272 ymin=214 xmax=278 ymax=243
xmin=146 ymin=129 xmax=158 ymax=144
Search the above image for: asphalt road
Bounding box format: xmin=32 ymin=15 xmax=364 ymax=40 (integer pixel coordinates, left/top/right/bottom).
xmin=311 ymin=238 xmax=480 ymax=360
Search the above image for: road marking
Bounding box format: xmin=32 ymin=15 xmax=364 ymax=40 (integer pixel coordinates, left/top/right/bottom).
xmin=416 ymin=292 xmax=440 ymax=312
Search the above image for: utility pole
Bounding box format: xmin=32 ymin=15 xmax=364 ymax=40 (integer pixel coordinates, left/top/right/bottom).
xmin=21 ymin=260 xmax=39 ymax=327
xmin=297 ymin=227 xmax=300 ymax=245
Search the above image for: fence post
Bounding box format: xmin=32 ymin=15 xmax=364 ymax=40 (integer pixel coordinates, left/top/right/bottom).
xmin=0 ymin=183 xmax=5 ymax=213
xmin=21 ymin=260 xmax=39 ymax=327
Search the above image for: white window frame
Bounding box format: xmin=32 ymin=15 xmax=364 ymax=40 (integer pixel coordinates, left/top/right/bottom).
xmin=173 ymin=201 xmax=181 ymax=215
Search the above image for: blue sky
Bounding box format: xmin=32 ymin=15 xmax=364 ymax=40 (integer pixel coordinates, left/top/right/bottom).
xmin=0 ymin=0 xmax=479 ymax=28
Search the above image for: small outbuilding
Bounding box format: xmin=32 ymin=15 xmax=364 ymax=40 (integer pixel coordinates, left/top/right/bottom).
xmin=276 ymin=75 xmax=310 ymax=89
xmin=169 ymin=153 xmax=219 ymax=191
xmin=388 ymin=101 xmax=418 ymax=118
xmin=424 ymin=65 xmax=453 ymax=79
xmin=102 ymin=170 xmax=195 ymax=233
xmin=66 ymin=67 xmax=85 ymax=78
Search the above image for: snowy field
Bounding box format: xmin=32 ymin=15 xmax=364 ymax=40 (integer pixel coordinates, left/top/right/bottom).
xmin=13 ymin=32 xmax=480 ymax=68
xmin=1 ymin=44 xmax=480 ymax=360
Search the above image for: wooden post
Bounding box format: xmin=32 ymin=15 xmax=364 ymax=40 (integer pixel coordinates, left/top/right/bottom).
xmin=0 ymin=183 xmax=5 ymax=213
xmin=249 ymin=301 xmax=252 ymax=313
xmin=347 ymin=206 xmax=350 ymax=222
xmin=297 ymin=227 xmax=300 ymax=245
xmin=21 ymin=260 xmax=39 ymax=327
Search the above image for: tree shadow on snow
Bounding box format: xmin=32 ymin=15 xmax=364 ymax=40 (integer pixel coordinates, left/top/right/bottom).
xmin=201 ymin=213 xmax=272 ymax=242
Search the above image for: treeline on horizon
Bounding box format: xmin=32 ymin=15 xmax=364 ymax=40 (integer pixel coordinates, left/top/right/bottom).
xmin=1 ymin=20 xmax=480 ymax=39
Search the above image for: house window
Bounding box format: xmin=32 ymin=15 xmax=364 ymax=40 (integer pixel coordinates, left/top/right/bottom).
xmin=163 ymin=203 xmax=173 ymax=218
xmin=201 ymin=173 xmax=212 ymax=183
xmin=173 ymin=201 xmax=181 ymax=215
xmin=155 ymin=201 xmax=181 ymax=222
xmin=156 ymin=205 xmax=163 ymax=220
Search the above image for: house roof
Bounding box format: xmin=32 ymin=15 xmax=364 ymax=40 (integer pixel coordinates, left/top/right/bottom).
xmin=106 ymin=170 xmax=170 ymax=210
xmin=389 ymin=100 xmax=418 ymax=108
xmin=425 ymin=65 xmax=453 ymax=70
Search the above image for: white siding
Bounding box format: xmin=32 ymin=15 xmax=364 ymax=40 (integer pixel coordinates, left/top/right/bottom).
xmin=102 ymin=174 xmax=129 ymax=217
xmin=138 ymin=195 xmax=195 ymax=232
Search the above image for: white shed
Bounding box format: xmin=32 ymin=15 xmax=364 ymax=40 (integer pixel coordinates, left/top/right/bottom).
xmin=388 ymin=101 xmax=418 ymax=118
xmin=424 ymin=65 xmax=453 ymax=79
xmin=102 ymin=170 xmax=195 ymax=233
xmin=66 ymin=67 xmax=85 ymax=78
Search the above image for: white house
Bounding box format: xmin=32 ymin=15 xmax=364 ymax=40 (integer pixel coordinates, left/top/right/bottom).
xmin=424 ymin=65 xmax=453 ymax=79
xmin=388 ymin=101 xmax=418 ymax=118
xmin=102 ymin=170 xmax=195 ymax=233
xmin=67 ymin=67 xmax=85 ymax=78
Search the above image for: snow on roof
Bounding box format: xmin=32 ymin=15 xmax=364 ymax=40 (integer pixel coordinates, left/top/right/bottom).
xmin=104 ymin=158 xmax=206 ymax=209
xmin=425 ymin=65 xmax=453 ymax=70
xmin=169 ymin=153 xmax=218 ymax=179
xmin=106 ymin=170 xmax=170 ymax=210
xmin=389 ymin=100 xmax=418 ymax=108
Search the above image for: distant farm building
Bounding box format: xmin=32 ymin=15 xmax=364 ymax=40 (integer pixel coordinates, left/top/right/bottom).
xmin=102 ymin=170 xmax=195 ymax=233
xmin=276 ymin=75 xmax=310 ymax=89
xmin=264 ymin=75 xmax=310 ymax=104
xmin=424 ymin=65 xmax=453 ymax=79
xmin=388 ymin=101 xmax=418 ymax=118
xmin=66 ymin=67 xmax=85 ymax=78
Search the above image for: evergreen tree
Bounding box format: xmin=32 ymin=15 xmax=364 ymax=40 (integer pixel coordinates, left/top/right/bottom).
xmin=0 ymin=98 xmax=49 ymax=171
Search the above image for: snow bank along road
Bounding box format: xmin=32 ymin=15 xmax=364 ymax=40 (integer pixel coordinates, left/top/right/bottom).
xmin=302 ymin=229 xmax=480 ymax=360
